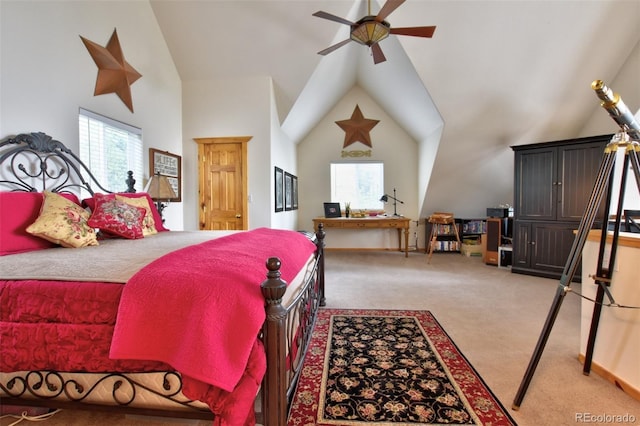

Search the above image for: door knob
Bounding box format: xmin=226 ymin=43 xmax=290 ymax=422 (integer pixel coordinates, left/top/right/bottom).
xmin=236 ymin=214 xmax=242 ymax=218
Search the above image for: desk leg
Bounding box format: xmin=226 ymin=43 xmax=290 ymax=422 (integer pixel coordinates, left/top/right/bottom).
xmin=403 ymin=227 xmax=409 ymax=257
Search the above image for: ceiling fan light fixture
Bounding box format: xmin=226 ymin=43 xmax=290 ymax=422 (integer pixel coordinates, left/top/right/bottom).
xmin=350 ymin=17 xmax=390 ymax=46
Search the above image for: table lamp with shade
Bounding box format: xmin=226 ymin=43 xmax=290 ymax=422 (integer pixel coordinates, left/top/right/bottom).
xmin=144 ymin=173 xmax=177 ymax=222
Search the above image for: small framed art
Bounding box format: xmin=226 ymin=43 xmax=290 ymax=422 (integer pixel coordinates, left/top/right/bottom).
xmin=292 ymin=175 xmax=298 ymax=210
xmin=274 ymin=167 xmax=284 ymax=212
xmin=323 ymin=202 xmax=341 ymax=218
xmin=284 ymin=172 xmax=293 ymax=211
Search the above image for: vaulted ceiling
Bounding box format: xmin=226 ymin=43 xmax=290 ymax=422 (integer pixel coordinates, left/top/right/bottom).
xmin=150 ymin=0 xmax=640 ymax=216
xmin=150 ymin=0 xmax=639 ymax=141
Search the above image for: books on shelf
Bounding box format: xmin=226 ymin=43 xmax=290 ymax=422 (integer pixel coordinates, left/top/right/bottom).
xmin=433 ymin=240 xmax=461 ymax=252
xmin=462 ymin=219 xmax=487 ymax=234
xmin=426 ymin=217 xmax=487 ymax=253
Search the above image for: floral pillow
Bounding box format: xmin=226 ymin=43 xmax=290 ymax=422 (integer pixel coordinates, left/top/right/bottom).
xmin=26 ymin=191 xmax=98 ymax=248
xmin=83 ymin=192 xmax=169 ymax=232
xmin=115 ymin=194 xmax=158 ymax=237
xmin=88 ymin=193 xmax=146 ymax=239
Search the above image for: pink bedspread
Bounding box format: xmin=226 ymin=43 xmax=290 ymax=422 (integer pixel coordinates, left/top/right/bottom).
xmin=109 ymin=228 xmax=316 ymax=421
xmin=0 ymin=280 xmax=168 ymax=373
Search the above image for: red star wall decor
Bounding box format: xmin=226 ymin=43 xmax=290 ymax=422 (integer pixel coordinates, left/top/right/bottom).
xmin=335 ymin=105 xmax=380 ymax=148
xmin=80 ymin=29 xmax=142 ymax=113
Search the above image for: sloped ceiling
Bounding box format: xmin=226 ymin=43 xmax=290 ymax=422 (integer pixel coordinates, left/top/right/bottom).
xmin=150 ymin=0 xmax=639 ymax=139
xmin=150 ymin=0 xmax=640 ymax=216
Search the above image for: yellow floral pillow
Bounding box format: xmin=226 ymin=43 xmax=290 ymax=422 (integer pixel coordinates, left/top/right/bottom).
xmin=26 ymin=191 xmax=98 ymax=248
xmin=115 ymin=194 xmax=158 ymax=236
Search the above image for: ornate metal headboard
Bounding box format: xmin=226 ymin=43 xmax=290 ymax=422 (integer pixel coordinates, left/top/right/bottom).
xmin=0 ymin=132 xmax=136 ymax=194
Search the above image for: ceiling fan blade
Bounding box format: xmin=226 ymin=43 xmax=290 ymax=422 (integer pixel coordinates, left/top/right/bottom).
xmin=317 ymin=39 xmax=352 ymax=56
xmin=371 ymin=43 xmax=387 ymax=64
xmin=375 ymin=0 xmax=406 ymax=22
xmin=390 ymin=26 xmax=436 ymax=38
xmin=312 ymin=11 xmax=356 ymax=26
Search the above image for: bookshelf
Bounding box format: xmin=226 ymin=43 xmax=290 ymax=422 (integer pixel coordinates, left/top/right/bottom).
xmin=459 ymin=218 xmax=487 ymax=243
xmin=424 ymin=217 xmax=487 ymax=253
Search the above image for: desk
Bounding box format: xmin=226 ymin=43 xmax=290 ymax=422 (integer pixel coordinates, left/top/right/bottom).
xmin=313 ymin=216 xmax=411 ymax=257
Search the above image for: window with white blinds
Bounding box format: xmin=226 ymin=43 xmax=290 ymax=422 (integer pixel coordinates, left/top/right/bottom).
xmin=78 ymin=108 xmax=143 ymax=196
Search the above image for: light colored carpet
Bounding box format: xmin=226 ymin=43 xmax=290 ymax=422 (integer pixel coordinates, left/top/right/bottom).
xmin=2 ymin=250 xmax=639 ymax=425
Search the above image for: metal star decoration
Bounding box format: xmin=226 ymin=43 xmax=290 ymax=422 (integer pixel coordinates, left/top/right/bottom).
xmin=80 ymin=29 xmax=142 ymax=113
xmin=335 ymin=105 xmax=380 ymax=148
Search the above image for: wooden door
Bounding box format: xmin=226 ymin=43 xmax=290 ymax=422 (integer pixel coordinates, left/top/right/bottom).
xmin=557 ymin=140 xmax=607 ymax=221
xmin=514 ymin=146 xmax=556 ymax=221
xmin=194 ymin=136 xmax=251 ymax=230
xmin=530 ymin=221 xmax=579 ymax=277
xmin=512 ymin=221 xmax=531 ymax=269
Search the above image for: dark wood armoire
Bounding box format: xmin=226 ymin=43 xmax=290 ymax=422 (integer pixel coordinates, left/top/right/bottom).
xmin=511 ymin=134 xmax=612 ymax=280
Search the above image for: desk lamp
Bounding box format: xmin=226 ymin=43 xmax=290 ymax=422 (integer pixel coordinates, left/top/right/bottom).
xmin=379 ymin=188 xmax=404 ymax=216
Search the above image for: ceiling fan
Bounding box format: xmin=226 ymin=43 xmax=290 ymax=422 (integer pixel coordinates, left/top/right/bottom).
xmin=313 ymin=0 xmax=436 ymax=64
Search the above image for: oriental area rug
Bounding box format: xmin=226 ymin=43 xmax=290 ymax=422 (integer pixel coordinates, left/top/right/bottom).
xmin=288 ymin=309 xmax=516 ymax=425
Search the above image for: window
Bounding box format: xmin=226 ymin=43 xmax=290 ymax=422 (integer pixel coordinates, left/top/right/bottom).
xmin=78 ymin=108 xmax=143 ymax=196
xmin=330 ymin=162 xmax=384 ymax=210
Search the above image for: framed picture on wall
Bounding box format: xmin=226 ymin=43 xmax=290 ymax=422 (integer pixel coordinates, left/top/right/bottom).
xmin=284 ymin=172 xmax=293 ymax=211
xmin=275 ymin=167 xmax=284 ymax=212
xmin=149 ymin=148 xmax=181 ymax=202
xmin=292 ymin=175 xmax=298 ymax=210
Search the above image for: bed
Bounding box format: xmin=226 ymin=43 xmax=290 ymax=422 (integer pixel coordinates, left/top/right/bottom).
xmin=0 ymin=132 xmax=326 ymax=426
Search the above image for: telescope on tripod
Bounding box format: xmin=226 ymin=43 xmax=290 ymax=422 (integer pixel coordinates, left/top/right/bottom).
xmin=513 ymin=80 xmax=640 ymax=410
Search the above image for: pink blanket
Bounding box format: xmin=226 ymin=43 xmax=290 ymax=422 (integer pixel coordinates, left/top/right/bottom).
xmin=109 ymin=228 xmax=316 ymax=393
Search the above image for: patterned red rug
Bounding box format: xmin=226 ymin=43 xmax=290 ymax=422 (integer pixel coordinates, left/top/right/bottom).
xmin=288 ymin=309 xmax=516 ymax=425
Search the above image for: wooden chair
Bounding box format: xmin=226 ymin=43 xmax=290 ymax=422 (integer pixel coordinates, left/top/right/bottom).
xmin=427 ymin=212 xmax=462 ymax=263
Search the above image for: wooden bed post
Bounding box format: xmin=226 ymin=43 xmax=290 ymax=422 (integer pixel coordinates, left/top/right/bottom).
xmin=261 ymin=257 xmax=288 ymax=426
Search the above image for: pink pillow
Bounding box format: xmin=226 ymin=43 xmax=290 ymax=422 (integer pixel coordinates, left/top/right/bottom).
xmin=83 ymin=192 xmax=168 ymax=232
xmin=0 ymin=192 xmax=81 ymax=255
xmin=87 ymin=193 xmax=146 ymax=239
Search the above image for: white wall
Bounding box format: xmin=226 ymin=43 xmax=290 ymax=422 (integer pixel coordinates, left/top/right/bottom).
xmin=580 ymin=38 xmax=640 ymax=212
xmin=4 ymin=2 xmax=637 ymax=237
xmin=298 ymin=86 xmax=420 ymax=250
xmin=181 ymin=77 xmax=272 ymax=231
xmin=270 ymin=81 xmax=299 ymax=230
xmin=0 ymin=0 xmax=183 ymax=230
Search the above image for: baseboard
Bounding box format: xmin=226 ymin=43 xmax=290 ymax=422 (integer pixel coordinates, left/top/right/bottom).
xmin=578 ymin=354 xmax=640 ymax=401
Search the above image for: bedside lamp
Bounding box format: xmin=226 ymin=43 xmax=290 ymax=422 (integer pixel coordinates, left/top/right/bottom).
xmin=144 ymin=173 xmax=177 ymax=222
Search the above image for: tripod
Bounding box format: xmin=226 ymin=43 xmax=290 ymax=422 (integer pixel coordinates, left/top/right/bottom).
xmin=512 ymin=81 xmax=640 ymax=410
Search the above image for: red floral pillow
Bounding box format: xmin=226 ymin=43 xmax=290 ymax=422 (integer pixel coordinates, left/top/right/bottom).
xmin=83 ymin=192 xmax=169 ymax=232
xmin=87 ymin=193 xmax=146 ymax=239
